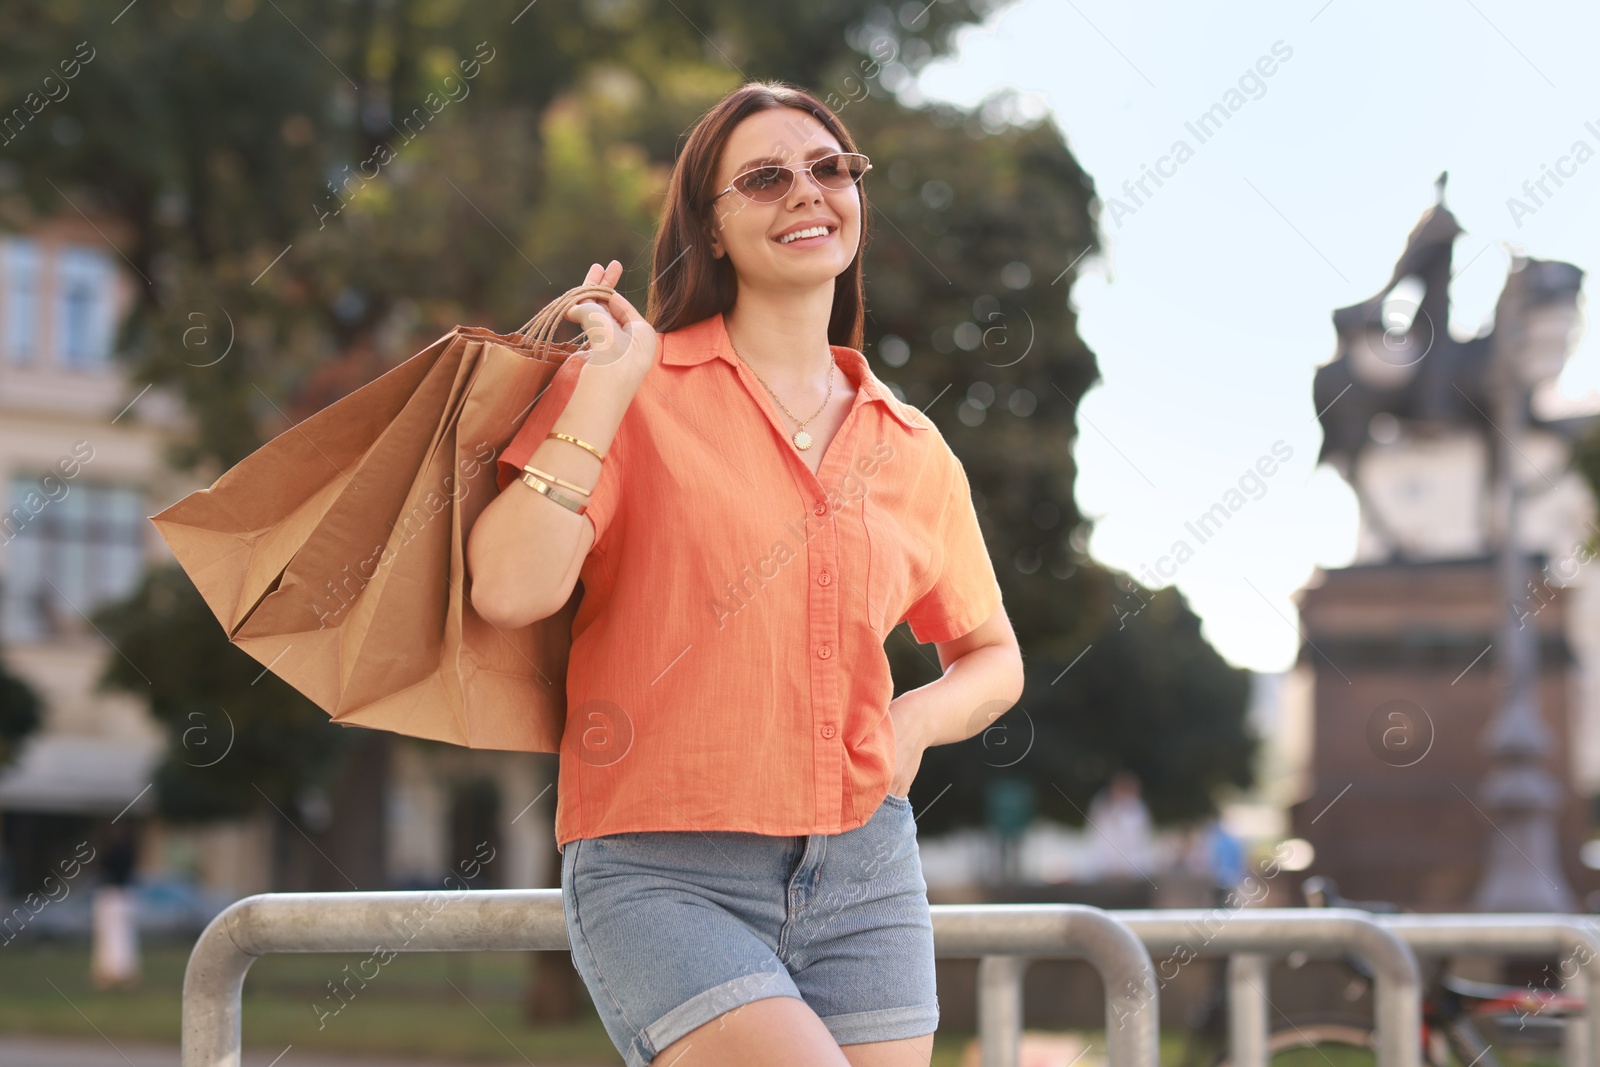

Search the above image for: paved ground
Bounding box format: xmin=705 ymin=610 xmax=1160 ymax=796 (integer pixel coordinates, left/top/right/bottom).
xmin=0 ymin=1035 xmax=611 ymax=1066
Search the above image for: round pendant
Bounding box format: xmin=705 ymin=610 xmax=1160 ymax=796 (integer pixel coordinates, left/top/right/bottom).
xmin=793 ymin=429 xmax=813 ymax=450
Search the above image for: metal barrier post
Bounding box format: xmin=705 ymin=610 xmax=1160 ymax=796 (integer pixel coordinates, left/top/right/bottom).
xmin=933 ymin=903 xmax=1161 ymax=1067
xmin=1112 ymin=908 xmax=1423 ymax=1067
xmin=1564 ymin=963 xmax=1589 ymax=1067
xmin=977 ymin=955 xmax=1029 ymax=1067
xmin=1227 ymin=952 xmax=1270 ymax=1067
xmin=1376 ymin=913 xmax=1600 ymax=1067
xmin=183 ymin=888 xmax=570 ymax=1067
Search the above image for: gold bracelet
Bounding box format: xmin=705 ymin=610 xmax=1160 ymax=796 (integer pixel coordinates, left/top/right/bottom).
xmin=547 ymin=431 xmax=606 ymax=462
xmin=521 ymin=461 xmax=593 ymax=496
xmin=519 ymin=469 xmax=587 ymax=515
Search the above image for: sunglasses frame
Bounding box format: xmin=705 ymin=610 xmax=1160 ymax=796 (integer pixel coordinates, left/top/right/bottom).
xmin=709 ymin=151 xmax=873 ymax=207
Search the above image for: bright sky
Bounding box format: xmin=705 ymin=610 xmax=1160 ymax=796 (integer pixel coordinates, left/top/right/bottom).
xmin=911 ymin=0 xmax=1600 ymax=672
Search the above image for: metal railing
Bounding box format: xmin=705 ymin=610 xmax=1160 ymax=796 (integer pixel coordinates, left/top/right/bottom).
xmin=934 ymin=903 xmax=1162 ymax=1067
xmin=181 ymin=887 xmax=1600 ymax=1067
xmin=1376 ymin=913 xmax=1600 ymax=1067
xmin=1109 ymin=908 xmax=1425 ymax=1067
xmin=182 ymin=890 xmax=1162 ymax=1067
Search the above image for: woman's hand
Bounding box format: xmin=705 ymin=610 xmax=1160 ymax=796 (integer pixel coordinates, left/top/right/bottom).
xmin=886 ymin=695 xmax=929 ymax=799
xmin=564 ymin=260 xmax=657 ymax=381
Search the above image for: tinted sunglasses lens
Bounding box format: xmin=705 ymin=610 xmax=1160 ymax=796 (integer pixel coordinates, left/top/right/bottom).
xmin=735 ymin=166 xmax=792 ymax=202
xmin=813 ymin=154 xmax=867 ymax=188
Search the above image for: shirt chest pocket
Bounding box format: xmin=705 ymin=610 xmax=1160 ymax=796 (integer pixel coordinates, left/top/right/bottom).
xmin=863 ymin=493 xmax=916 ymax=637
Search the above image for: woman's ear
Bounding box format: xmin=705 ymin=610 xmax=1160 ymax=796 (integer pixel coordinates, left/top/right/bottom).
xmin=707 ymin=210 xmax=725 ymax=259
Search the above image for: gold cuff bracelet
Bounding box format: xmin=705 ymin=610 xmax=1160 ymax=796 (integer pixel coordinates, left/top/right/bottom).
xmin=547 ymin=431 xmax=606 ymax=461
xmin=521 ymin=461 xmax=593 ymax=496
xmin=519 ymin=469 xmax=587 ymax=515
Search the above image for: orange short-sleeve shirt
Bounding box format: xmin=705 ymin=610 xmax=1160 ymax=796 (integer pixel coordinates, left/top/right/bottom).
xmin=496 ymin=311 xmax=1004 ymax=851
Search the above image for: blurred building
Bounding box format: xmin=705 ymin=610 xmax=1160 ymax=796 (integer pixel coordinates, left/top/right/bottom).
xmin=1289 ymin=186 xmax=1600 ymax=909
xmin=0 ymin=214 xmax=183 ymax=901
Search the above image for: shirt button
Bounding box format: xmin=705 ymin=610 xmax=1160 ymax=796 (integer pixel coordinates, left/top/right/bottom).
xmin=814 ymin=502 xmax=827 ymax=516
xmin=818 ymin=644 xmax=832 ymax=659
xmin=820 ymin=724 xmax=836 ymax=739
xmin=818 ymin=571 xmax=831 ymax=585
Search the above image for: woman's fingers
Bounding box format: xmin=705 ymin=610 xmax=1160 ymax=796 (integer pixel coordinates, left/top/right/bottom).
xmin=563 ymin=301 xmax=612 ymax=346
xmin=568 ymin=300 xmax=609 ymax=332
xmin=569 ymin=262 xmax=611 ymax=319
xmin=608 ymin=289 xmax=644 ymax=326
xmin=549 ymin=262 xmax=644 ymax=367
xmin=567 ymin=262 xmax=626 ymax=332
xmin=582 ymin=260 xmax=621 ymax=288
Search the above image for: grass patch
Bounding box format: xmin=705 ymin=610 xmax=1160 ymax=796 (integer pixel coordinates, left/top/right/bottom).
xmin=0 ymin=938 xmax=1005 ymax=1064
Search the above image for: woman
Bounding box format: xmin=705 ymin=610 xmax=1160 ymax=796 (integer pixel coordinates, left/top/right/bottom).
xmin=467 ymin=80 xmax=1024 ymax=1067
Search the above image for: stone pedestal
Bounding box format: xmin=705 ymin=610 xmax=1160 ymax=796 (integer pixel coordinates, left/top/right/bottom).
xmin=1288 ymin=555 xmax=1598 ymax=911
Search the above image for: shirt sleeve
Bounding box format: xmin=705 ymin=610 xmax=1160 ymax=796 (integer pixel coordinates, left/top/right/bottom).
xmin=494 ymin=352 xmax=625 ymax=552
xmin=903 ymin=450 xmax=1004 ymax=644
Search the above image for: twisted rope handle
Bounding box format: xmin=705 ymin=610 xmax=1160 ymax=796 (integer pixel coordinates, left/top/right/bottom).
xmin=514 ymin=283 xmax=619 ymax=349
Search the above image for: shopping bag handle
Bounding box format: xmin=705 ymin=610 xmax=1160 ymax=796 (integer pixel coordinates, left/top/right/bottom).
xmin=514 ymin=283 xmax=620 ymax=348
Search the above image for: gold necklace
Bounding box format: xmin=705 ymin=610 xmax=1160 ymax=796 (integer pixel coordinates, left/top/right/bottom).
xmin=731 ymin=346 xmax=835 ymax=451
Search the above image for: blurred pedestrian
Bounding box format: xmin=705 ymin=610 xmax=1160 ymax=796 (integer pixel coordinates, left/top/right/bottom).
xmin=90 ymin=820 xmax=140 ymax=990
xmin=1087 ymin=771 xmax=1156 ymax=880
xmin=1203 ymin=817 xmax=1246 ymax=902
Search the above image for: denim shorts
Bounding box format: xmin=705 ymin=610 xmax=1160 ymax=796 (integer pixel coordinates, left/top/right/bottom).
xmin=559 ymin=792 xmax=939 ymax=1067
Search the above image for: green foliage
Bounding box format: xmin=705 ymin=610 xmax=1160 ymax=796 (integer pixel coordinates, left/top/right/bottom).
xmin=846 ymin=92 xmax=1256 ymax=824
xmin=914 ymin=578 xmax=1258 ymax=836
xmin=0 ymin=0 xmax=993 ymax=468
xmin=1037 ymin=582 xmax=1258 ymax=826
xmin=848 ymin=91 xmax=1101 ymax=651
xmin=0 ymin=604 xmax=42 ymax=772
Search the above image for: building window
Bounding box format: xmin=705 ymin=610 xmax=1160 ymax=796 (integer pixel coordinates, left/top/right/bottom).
xmin=55 ymin=245 xmax=116 ymax=369
xmin=1 ymin=479 xmax=144 ymax=642
xmin=2 ymin=236 xmax=41 ymax=363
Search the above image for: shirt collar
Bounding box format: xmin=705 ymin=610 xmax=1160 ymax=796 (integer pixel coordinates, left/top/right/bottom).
xmin=661 ymin=311 xmax=930 ymax=432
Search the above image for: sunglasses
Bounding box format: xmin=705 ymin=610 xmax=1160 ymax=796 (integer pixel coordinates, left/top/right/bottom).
xmin=710 ymin=151 xmax=872 ymax=206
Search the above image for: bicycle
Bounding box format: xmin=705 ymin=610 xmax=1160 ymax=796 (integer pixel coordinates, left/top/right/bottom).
xmin=1178 ymin=876 xmax=1583 ymax=1066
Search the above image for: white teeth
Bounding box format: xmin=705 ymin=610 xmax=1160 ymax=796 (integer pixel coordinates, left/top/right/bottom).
xmin=778 ymin=226 xmax=831 ymax=244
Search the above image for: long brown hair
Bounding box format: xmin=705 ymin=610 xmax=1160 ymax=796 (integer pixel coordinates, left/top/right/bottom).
xmin=646 ymin=81 xmax=870 ymax=350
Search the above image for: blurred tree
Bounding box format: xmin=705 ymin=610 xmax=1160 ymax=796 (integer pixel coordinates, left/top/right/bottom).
xmin=842 ymin=91 xmax=1256 ymax=831
xmin=90 ymin=564 xmax=365 ymax=887
xmin=940 ymin=583 xmax=1259 ymax=832
xmin=0 ymin=0 xmax=991 ymax=470
xmin=0 ymin=587 xmax=43 ymax=773
xmin=90 ymin=566 xmax=345 ymax=820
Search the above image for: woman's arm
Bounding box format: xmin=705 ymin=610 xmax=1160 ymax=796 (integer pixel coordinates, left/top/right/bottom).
xmin=467 ymin=259 xmax=653 ymax=629
xmin=886 ymin=604 xmax=1025 ymax=794
xmin=467 ymin=358 xmax=640 ymax=628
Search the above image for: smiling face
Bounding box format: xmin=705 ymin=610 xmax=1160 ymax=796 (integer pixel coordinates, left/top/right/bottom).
xmin=707 ymin=107 xmax=862 ymax=293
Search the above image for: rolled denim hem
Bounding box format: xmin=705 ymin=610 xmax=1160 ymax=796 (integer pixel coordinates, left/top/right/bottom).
xmin=823 ymin=1001 xmax=941 ymax=1046
xmin=631 ymin=968 xmax=804 ymax=1067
